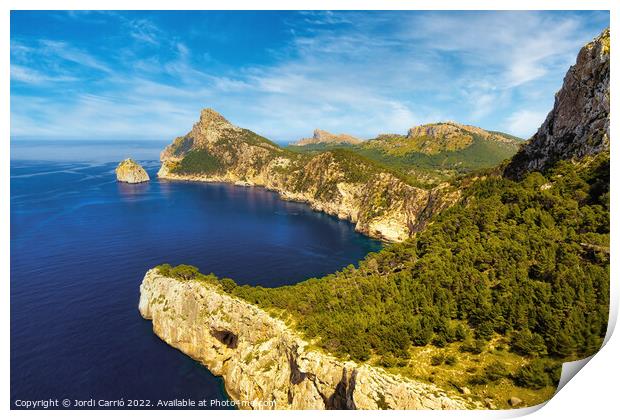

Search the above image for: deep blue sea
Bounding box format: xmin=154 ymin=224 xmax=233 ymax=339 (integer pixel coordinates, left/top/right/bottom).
xmin=10 ymin=140 xmax=382 ymax=409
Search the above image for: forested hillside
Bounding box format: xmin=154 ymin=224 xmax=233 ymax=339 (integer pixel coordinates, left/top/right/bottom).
xmin=158 ymin=151 xmax=609 ymax=406
xmin=231 ymin=153 xmax=609 ymax=363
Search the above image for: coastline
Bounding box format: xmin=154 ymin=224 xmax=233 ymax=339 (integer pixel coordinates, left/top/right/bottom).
xmin=157 ymin=165 xmax=459 ymax=243
xmin=139 ymin=268 xmax=475 ymax=410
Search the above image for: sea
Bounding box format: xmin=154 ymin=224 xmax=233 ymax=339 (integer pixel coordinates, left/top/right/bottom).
xmin=10 ymin=140 xmax=382 ymax=409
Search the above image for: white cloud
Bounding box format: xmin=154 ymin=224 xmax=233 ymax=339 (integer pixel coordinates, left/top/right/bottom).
xmin=39 ymin=40 xmax=112 ymax=73
xmin=128 ymin=19 xmax=162 ymax=45
xmin=10 ymin=65 xmax=77 ymax=84
xmin=505 ymin=109 xmax=549 ymax=138
xmin=10 ymin=11 xmax=608 ymax=141
xmin=400 ymin=12 xmax=586 ymax=89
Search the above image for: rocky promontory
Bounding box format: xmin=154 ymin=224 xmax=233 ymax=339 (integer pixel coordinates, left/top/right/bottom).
xmin=115 ymin=158 xmax=150 ymax=183
xmin=157 ymin=109 xmax=459 ymax=242
xmin=139 ymin=268 xmax=474 ymax=410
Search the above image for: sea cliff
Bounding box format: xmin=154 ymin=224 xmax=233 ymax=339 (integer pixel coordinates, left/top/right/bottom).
xmin=139 ymin=269 xmax=474 ymax=410
xmin=157 ymin=110 xmax=460 ymax=242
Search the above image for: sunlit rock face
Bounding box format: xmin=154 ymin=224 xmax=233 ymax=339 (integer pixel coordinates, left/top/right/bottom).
xmin=115 ymin=158 xmax=150 ymax=184
xmin=292 ymin=129 xmax=363 ymax=146
xmin=139 ymin=269 xmax=475 ymax=410
xmin=505 ymin=28 xmax=610 ymax=179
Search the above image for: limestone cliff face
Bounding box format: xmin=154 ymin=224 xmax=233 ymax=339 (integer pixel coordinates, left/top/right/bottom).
xmin=139 ymin=269 xmax=475 ymax=410
xmin=158 ymin=110 xmax=459 ymax=242
xmin=115 ymin=158 xmax=150 ymax=183
xmin=292 ymin=129 xmax=362 ymax=146
xmin=505 ymin=28 xmax=610 ymax=179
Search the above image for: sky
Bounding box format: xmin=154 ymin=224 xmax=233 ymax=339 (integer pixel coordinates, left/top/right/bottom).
xmin=10 ymin=10 xmax=609 ymax=143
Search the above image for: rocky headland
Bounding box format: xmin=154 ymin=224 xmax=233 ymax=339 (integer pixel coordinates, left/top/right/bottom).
xmin=139 ymin=268 xmax=475 ymax=410
xmin=292 ymin=129 xmax=363 ymax=146
xmin=157 ymin=109 xmax=460 ymax=242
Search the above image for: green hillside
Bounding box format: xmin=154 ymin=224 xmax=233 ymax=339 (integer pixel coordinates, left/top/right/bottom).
xmin=288 ymin=124 xmax=522 ymax=184
xmin=158 ymin=152 xmax=609 ymax=407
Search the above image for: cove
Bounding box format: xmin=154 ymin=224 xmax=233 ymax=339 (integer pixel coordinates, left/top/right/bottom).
xmin=10 ymin=143 xmax=382 ymax=409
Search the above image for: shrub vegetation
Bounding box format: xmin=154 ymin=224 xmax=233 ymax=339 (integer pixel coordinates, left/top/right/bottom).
xmin=158 ymin=153 xmax=609 ymax=393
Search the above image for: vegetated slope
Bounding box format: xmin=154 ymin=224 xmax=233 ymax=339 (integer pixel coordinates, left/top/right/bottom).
xmin=157 ymin=110 xmax=460 ymax=242
xmin=154 ymin=28 xmax=610 ymax=408
xmin=288 ymin=122 xmax=522 ymax=183
xmin=231 ymin=151 xmax=608 ymax=382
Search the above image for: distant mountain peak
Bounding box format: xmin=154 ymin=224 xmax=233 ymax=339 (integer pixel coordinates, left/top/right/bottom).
xmin=292 ymin=129 xmax=362 ymax=146
xmin=407 ymin=122 xmax=516 ymax=143
xmin=368 ymin=121 xmax=520 ymax=156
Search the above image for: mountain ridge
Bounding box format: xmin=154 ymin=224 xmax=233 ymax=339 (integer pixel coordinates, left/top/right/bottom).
xmin=289 ymin=122 xmax=522 ymax=179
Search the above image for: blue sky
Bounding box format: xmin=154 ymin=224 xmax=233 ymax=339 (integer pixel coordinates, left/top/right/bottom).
xmin=10 ymin=10 xmax=609 ymax=143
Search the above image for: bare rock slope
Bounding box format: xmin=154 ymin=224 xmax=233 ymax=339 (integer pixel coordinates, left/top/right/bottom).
xmin=505 ymin=29 xmax=610 ymax=178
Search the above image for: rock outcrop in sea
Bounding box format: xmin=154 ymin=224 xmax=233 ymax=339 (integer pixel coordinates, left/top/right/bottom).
xmin=115 ymin=158 xmax=150 ymax=183
xmin=139 ymin=269 xmax=475 ymax=410
xmin=505 ymin=28 xmax=610 ymax=179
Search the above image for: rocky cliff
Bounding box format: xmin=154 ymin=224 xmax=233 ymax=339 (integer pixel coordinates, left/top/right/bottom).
xmin=158 ymin=109 xmax=460 ymax=242
xmin=505 ymin=28 xmax=610 ymax=178
xmin=115 ymin=158 xmax=150 ymax=183
xmin=292 ymin=129 xmax=362 ymax=146
xmin=139 ymin=269 xmax=475 ymax=410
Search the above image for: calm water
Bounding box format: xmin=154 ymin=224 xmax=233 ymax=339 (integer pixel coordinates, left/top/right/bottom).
xmin=10 ymin=141 xmax=382 ymax=409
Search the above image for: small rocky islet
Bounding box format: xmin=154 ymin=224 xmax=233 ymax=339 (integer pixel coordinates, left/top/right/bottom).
xmin=115 ymin=158 xmax=150 ymax=184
